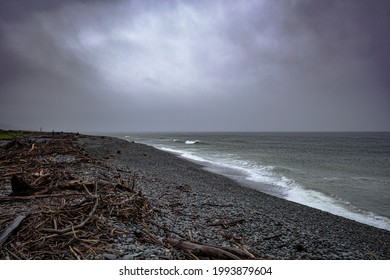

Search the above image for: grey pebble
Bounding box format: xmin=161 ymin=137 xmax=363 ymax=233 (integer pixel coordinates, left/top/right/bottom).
xmin=123 ymin=253 xmax=143 ymax=260
xmin=102 ymin=254 xmax=117 ymax=260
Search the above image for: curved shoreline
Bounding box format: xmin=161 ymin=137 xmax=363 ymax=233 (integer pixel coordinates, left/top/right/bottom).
xmin=81 ymin=135 xmax=390 ymax=259
xmin=155 ymin=144 xmax=390 ymax=232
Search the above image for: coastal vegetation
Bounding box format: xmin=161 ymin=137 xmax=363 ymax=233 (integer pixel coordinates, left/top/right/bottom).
xmin=0 ymin=130 xmax=27 ymax=140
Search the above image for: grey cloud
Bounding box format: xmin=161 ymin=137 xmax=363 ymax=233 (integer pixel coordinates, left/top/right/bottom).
xmin=0 ymin=0 xmax=389 ymax=132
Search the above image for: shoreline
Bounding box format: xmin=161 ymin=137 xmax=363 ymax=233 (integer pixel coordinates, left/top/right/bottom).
xmin=1 ymin=132 xmax=389 ymax=259
xmin=153 ymin=144 xmax=390 ymax=232
xmin=119 ymin=132 xmax=390 ymax=232
xmin=81 ymin=135 xmax=390 ymax=259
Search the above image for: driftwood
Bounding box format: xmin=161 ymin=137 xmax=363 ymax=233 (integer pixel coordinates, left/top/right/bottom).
xmin=28 ymin=143 xmax=36 ymax=153
xmin=0 ymin=215 xmax=27 ymax=247
xmin=58 ymin=179 xmax=94 ymax=190
xmin=41 ymin=196 xmax=98 ymax=234
xmin=0 ymin=193 xmax=84 ymax=202
xmin=0 ymin=132 xmax=259 ymax=260
xmin=3 ymin=140 xmax=25 ymax=150
xmin=41 ymin=181 xmax=99 ymax=234
xmin=114 ymin=171 xmax=137 ymax=192
xmin=2 ymin=171 xmax=23 ymax=177
xmin=166 ymin=238 xmax=255 ymax=260
xmin=0 ymin=132 xmax=156 ymax=259
xmin=219 ymin=245 xmax=256 ymax=259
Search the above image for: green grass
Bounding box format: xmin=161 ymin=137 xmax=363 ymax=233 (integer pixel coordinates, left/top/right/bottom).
xmin=0 ymin=130 xmax=27 ymax=139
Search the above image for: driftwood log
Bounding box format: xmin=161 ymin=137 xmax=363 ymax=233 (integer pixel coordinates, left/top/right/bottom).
xmin=166 ymin=238 xmax=255 ymax=260
xmin=0 ymin=215 xmax=27 ymax=247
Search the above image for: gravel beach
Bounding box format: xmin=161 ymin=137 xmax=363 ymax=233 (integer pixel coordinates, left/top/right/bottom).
xmin=1 ymin=133 xmax=389 ymax=260
xmin=79 ymin=135 xmax=390 ymax=260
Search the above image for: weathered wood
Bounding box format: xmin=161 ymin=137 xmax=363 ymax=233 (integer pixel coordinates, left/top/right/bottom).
xmin=0 ymin=192 xmax=84 ymax=202
xmin=4 ymin=140 xmax=25 ymax=150
xmin=0 ymin=215 xmax=27 ymax=247
xmin=115 ymin=183 xmax=135 ymax=193
xmin=0 ymin=133 xmax=157 ymax=260
xmin=2 ymin=171 xmax=23 ymax=177
xmin=41 ymin=181 xmax=99 ymax=234
xmin=28 ymin=143 xmax=36 ymax=153
xmin=167 ymin=238 xmax=246 ymax=260
xmin=218 ymin=246 xmax=256 ymax=259
xmin=58 ymin=179 xmax=94 ymax=190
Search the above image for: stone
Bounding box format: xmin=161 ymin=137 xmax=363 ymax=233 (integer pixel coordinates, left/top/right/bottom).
xmin=123 ymin=253 xmax=142 ymax=260
xmin=102 ymin=254 xmax=117 ymax=260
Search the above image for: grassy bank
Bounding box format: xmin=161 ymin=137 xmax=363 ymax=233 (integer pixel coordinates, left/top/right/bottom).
xmin=0 ymin=130 xmax=28 ymax=140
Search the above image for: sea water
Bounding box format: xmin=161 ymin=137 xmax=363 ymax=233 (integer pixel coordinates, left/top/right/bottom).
xmin=116 ymin=132 xmax=390 ymax=231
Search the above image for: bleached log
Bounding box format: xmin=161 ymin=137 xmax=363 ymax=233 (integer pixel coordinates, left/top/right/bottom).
xmin=0 ymin=215 xmax=27 ymax=247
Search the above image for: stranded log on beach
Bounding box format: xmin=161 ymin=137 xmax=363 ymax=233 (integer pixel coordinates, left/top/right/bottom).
xmin=0 ymin=132 xmax=389 ymax=260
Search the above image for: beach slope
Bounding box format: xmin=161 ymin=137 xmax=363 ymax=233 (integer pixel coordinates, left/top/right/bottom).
xmin=1 ymin=133 xmax=389 ymax=259
xmin=81 ymin=135 xmax=390 ymax=260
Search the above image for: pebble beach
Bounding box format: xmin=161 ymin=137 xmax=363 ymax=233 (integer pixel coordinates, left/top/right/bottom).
xmin=1 ymin=133 xmax=389 ymax=260
xmin=80 ymin=135 xmax=390 ymax=260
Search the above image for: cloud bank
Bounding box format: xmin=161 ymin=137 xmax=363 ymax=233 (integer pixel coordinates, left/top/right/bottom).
xmin=1 ymin=0 xmax=389 ymax=132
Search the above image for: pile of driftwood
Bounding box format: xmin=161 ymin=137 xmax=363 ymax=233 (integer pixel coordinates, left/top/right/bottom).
xmin=0 ymin=132 xmax=257 ymax=260
xmin=0 ymin=133 xmax=151 ymax=260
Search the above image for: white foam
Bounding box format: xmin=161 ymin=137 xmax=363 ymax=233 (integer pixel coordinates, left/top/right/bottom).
xmin=160 ymin=147 xmax=208 ymax=162
xmin=158 ymin=145 xmax=390 ymax=231
xmin=233 ymin=161 xmax=390 ymax=231
xmin=287 ymin=183 xmax=390 ymax=230
xmin=185 ymin=140 xmax=200 ymax=145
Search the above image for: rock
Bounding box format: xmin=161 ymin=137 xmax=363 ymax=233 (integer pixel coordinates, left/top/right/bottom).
xmin=11 ymin=175 xmax=31 ymax=195
xmin=126 ymin=238 xmax=134 ymax=243
xmin=123 ymin=253 xmax=142 ymax=260
xmin=124 ymin=244 xmax=138 ymax=251
xmin=294 ymin=243 xmax=306 ymax=252
xmin=102 ymin=254 xmax=117 ymax=260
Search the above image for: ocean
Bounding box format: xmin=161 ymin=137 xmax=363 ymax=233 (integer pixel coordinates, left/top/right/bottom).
xmin=115 ymin=132 xmax=390 ymax=231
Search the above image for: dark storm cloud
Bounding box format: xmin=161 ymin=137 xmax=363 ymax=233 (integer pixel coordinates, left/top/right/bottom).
xmin=0 ymin=0 xmax=389 ymax=132
xmin=291 ymin=0 xmax=390 ymax=88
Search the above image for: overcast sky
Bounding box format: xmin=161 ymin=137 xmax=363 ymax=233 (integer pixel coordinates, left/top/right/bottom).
xmin=1 ymin=0 xmax=389 ymax=132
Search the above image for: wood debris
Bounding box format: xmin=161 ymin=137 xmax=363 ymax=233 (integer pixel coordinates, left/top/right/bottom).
xmin=0 ymin=132 xmax=153 ymax=260
xmin=0 ymin=132 xmax=257 ymax=260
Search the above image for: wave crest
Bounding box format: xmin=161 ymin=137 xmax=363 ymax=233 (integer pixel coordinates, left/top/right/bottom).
xmin=172 ymin=139 xmax=207 ymax=145
xmin=185 ymin=140 xmax=201 ymax=145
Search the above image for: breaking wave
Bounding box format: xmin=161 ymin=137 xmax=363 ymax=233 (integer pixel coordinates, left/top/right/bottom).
xmin=185 ymin=140 xmax=201 ymax=145
xmin=159 ymin=146 xmax=390 ymax=231
xmin=172 ymin=139 xmax=205 ymax=145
